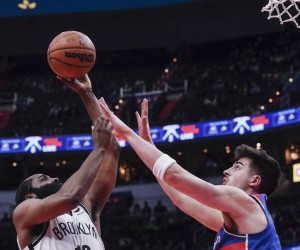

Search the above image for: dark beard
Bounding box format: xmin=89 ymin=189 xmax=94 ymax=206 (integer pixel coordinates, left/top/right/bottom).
xmin=32 ymin=181 xmax=63 ymax=199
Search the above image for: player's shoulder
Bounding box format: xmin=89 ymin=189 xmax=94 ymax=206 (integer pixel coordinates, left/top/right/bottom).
xmin=217 ymin=184 xmax=249 ymax=195
xmin=14 ymin=199 xmax=31 ymax=215
xmin=217 ymin=185 xmax=258 ymax=205
xmin=13 ymin=199 xmax=41 ymax=226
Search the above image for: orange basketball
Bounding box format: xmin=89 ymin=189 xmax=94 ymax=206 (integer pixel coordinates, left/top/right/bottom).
xmin=47 ymin=31 xmax=96 ymax=79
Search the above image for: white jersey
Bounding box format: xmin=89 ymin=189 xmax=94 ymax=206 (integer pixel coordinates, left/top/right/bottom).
xmin=17 ymin=204 xmax=105 ymax=250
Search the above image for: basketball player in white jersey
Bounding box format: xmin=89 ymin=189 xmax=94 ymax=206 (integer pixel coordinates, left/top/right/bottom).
xmin=13 ymin=75 xmax=120 ymax=250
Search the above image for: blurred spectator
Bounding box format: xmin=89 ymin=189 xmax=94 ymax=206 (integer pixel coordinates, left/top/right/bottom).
xmin=153 ymin=200 xmax=168 ymax=225
xmin=141 ymin=201 xmax=152 ymax=223
xmin=1 ymin=212 xmax=11 ymax=223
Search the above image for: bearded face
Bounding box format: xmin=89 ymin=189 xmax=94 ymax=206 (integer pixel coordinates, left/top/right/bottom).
xmin=31 ymin=181 xmax=63 ymax=199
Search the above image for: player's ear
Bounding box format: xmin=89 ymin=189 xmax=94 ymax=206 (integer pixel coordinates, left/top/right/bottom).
xmin=25 ymin=193 xmax=37 ymax=200
xmin=249 ymin=175 xmax=261 ymax=187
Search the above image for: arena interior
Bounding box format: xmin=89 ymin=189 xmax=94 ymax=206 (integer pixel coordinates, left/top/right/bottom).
xmin=1 ymin=0 xmax=300 ymax=249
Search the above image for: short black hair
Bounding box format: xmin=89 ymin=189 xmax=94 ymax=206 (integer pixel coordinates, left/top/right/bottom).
xmin=233 ymin=144 xmax=281 ymax=196
xmin=15 ymin=178 xmax=33 ymax=206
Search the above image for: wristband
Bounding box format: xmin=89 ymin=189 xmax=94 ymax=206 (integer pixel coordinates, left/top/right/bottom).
xmin=153 ymin=154 xmax=176 ymax=181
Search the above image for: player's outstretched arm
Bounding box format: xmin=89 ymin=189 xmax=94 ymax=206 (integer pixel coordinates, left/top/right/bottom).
xmin=58 ymin=74 xmax=102 ymax=124
xmin=13 ymin=117 xmax=112 ymax=229
xmin=136 ymin=98 xmax=223 ymax=232
xmin=59 ymin=75 xmax=119 ymax=229
xmin=99 ymin=97 xmax=252 ymax=216
xmin=83 ymin=136 xmax=120 ymax=231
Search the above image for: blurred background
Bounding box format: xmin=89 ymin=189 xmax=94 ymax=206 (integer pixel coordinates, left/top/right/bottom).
xmin=1 ymin=0 xmax=300 ymax=249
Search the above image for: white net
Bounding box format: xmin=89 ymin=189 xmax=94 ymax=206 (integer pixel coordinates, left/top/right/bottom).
xmin=262 ymin=0 xmax=300 ymax=28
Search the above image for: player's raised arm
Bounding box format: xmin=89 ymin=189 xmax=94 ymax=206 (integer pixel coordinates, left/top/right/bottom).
xmin=59 ymin=75 xmax=120 ymax=234
xmin=14 ymin=117 xmax=112 ymax=240
xmin=99 ymin=97 xmax=246 ymax=214
xmin=135 ymin=98 xmax=223 ymax=232
xmin=58 ymin=74 xmax=102 ymax=124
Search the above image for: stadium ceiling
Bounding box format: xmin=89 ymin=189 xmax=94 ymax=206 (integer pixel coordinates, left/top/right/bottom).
xmin=0 ymin=0 xmax=283 ymax=56
xmin=2 ymin=0 xmax=198 ymax=17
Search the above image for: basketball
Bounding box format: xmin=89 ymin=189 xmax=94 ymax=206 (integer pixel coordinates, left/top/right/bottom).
xmin=47 ymin=31 xmax=96 ymax=79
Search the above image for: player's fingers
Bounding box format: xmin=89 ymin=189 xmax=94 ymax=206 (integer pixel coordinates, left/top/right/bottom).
xmin=104 ymin=116 xmax=111 ymax=129
xmin=57 ymin=76 xmax=69 ymax=84
xmin=112 ymin=130 xmax=120 ymax=137
xmin=98 ymin=98 xmax=109 ymax=111
xmin=107 ymin=122 xmax=114 ymax=133
xmin=135 ymin=111 xmax=142 ymax=124
xmin=73 ymin=79 xmax=80 ymax=84
xmin=92 ymin=117 xmax=101 ymax=131
xmin=100 ymin=97 xmax=110 ymax=110
xmin=98 ymin=98 xmax=111 ymax=118
xmin=142 ymin=116 xmax=149 ymax=128
xmin=85 ymin=74 xmax=91 ymax=82
xmin=97 ymin=116 xmax=105 ymax=127
xmin=142 ymin=98 xmax=148 ymax=117
xmin=78 ymin=75 xmax=86 ymax=82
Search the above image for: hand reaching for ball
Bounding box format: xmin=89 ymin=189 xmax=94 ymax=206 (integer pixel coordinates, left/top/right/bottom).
xmin=57 ymin=74 xmax=92 ymax=94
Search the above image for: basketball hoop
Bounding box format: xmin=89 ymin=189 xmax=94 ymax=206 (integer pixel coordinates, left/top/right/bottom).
xmin=262 ymin=0 xmax=300 ymax=28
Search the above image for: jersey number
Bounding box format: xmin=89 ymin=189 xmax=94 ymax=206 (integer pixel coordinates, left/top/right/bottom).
xmin=75 ymin=245 xmax=91 ymax=250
